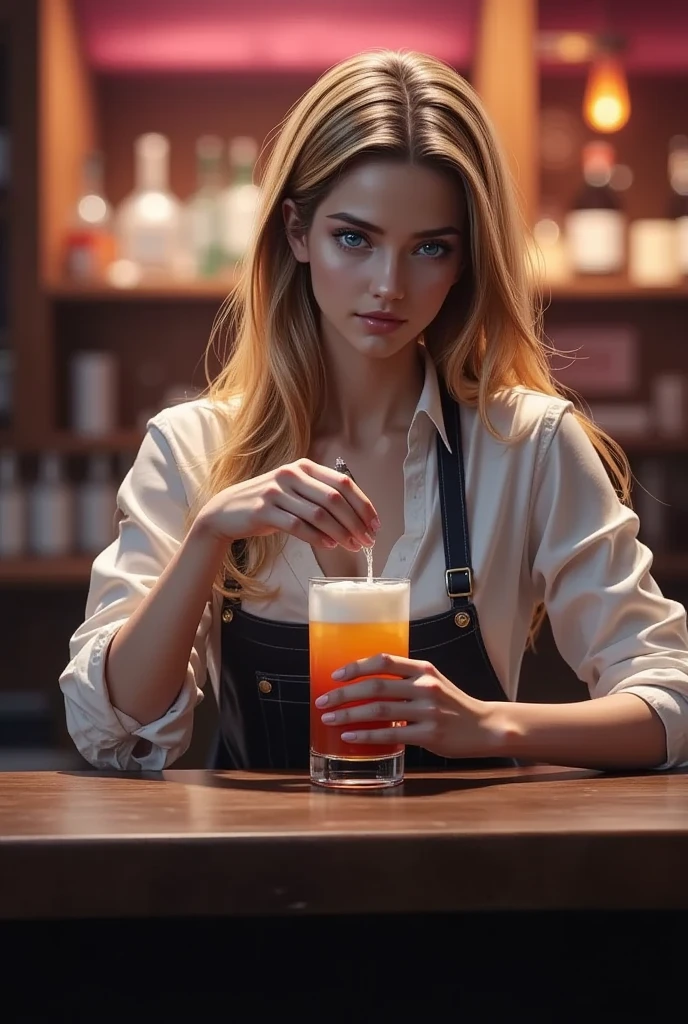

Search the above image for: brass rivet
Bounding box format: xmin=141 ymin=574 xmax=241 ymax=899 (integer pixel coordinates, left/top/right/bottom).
xmin=258 ymin=679 xmax=273 ymax=694
xmin=454 ymin=611 xmax=470 ymax=629
xmin=222 ymin=607 xmax=234 ymax=624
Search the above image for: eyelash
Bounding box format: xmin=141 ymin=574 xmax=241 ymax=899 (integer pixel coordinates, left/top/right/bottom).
xmin=331 ymin=228 xmax=453 ymax=259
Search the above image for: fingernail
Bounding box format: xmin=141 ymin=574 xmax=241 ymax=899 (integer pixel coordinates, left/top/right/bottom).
xmin=322 ymin=538 xmax=337 ymax=548
xmin=331 ymin=668 xmax=345 ymax=680
xmin=321 ymin=712 xmax=335 ymax=723
xmin=362 ymin=533 xmax=374 ymax=546
xmin=371 ymin=517 xmax=381 ymax=532
xmin=315 ymin=695 xmax=328 ymax=707
xmin=341 ymin=732 xmax=357 ymax=742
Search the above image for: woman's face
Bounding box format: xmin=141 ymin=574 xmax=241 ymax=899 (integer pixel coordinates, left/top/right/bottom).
xmin=284 ymin=159 xmax=466 ymax=361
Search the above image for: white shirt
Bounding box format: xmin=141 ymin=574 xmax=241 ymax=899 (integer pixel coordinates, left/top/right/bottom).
xmin=59 ymin=354 xmax=688 ymax=771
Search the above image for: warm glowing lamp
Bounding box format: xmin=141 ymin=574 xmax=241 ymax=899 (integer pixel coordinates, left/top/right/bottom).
xmin=583 ymin=53 xmax=631 ymax=133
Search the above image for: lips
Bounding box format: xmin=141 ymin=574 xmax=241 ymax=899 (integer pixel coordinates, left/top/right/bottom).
xmin=356 ymin=312 xmax=406 ymax=323
xmin=355 ymin=312 xmax=408 ymax=335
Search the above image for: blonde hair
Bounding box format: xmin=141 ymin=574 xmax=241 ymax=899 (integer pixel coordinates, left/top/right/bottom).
xmin=195 ymin=49 xmax=631 ymax=644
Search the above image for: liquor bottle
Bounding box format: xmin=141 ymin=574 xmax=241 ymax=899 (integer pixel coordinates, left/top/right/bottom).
xmin=668 ymin=135 xmax=688 ymax=276
xmin=220 ymin=136 xmax=260 ymax=263
xmin=116 ymin=133 xmax=183 ymax=279
xmin=184 ymin=135 xmax=225 ymax=278
xmin=70 ymin=350 xmax=118 ymax=437
xmin=76 ymin=455 xmax=117 ymax=554
xmin=0 ymin=347 xmax=10 ymax=429
xmin=530 ymin=210 xmax=571 ymax=283
xmin=64 ymin=151 xmax=116 ymax=281
xmin=28 ymin=454 xmax=73 ymax=556
xmin=0 ymin=451 xmax=25 ymax=557
xmin=564 ymin=141 xmax=626 ymax=275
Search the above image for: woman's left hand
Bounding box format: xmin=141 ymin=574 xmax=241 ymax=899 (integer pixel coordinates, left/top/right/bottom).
xmin=315 ymin=653 xmax=500 ymax=760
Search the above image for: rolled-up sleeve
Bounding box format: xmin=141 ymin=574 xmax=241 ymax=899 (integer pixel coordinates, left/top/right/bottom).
xmin=530 ymin=407 xmax=688 ymax=768
xmin=59 ymin=418 xmax=212 ymax=770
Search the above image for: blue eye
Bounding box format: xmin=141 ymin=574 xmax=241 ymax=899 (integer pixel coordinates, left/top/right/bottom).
xmin=333 ymin=230 xmax=366 ymax=249
xmin=417 ymin=241 xmax=450 ymax=258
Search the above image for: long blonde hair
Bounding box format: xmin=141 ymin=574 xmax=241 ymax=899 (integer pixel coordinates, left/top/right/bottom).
xmin=195 ymin=49 xmax=631 ymax=643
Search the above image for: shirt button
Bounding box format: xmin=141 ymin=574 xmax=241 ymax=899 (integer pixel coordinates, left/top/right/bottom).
xmin=222 ymin=607 xmax=234 ymax=624
xmin=258 ymin=679 xmax=273 ymax=694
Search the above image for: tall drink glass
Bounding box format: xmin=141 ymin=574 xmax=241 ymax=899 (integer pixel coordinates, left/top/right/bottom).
xmin=309 ymin=577 xmax=410 ymax=788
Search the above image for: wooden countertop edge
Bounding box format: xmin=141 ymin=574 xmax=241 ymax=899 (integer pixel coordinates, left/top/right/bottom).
xmin=1 ymin=830 xmax=686 ymax=919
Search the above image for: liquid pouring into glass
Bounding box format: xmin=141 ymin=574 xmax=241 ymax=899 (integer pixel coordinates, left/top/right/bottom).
xmin=334 ymin=457 xmax=374 ymax=582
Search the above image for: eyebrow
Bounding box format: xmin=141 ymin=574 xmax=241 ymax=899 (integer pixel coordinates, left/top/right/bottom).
xmin=325 ymin=212 xmax=462 ymax=238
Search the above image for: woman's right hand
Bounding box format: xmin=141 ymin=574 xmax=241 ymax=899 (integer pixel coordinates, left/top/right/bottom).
xmin=195 ymin=458 xmax=379 ymax=552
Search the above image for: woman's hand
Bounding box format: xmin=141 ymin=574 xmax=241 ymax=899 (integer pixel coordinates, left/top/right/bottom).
xmin=196 ymin=458 xmax=379 ymax=552
xmin=315 ymin=653 xmax=500 ymax=759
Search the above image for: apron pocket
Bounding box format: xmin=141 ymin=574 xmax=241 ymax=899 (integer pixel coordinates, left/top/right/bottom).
xmin=254 ymin=671 xmax=310 ymax=770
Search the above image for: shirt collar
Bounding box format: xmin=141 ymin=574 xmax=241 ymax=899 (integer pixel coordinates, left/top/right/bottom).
xmin=413 ymin=346 xmax=453 ymax=453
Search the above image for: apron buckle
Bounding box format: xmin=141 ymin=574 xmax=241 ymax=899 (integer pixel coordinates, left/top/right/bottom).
xmin=445 ymin=567 xmax=473 ymax=599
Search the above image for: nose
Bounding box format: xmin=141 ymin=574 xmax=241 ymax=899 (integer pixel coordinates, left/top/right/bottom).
xmin=369 ymin=251 xmax=405 ymax=302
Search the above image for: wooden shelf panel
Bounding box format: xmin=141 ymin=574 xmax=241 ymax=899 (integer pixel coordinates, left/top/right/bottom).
xmin=47 ymin=278 xmax=237 ymax=302
xmin=545 ymin=278 xmax=688 ymax=301
xmin=0 ymin=557 xmax=94 ymax=585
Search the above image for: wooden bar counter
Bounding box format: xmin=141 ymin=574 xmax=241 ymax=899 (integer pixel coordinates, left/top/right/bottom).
xmin=1 ymin=764 xmax=687 ymax=920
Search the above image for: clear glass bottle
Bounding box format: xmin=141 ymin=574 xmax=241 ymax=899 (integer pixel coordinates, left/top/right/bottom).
xmin=76 ymin=455 xmax=117 ymax=554
xmin=0 ymin=348 xmax=11 ymax=430
xmin=220 ymin=136 xmax=260 ymax=264
xmin=184 ymin=135 xmax=225 ymax=278
xmin=0 ymin=451 xmax=25 ymax=557
xmin=64 ymin=151 xmax=116 ymax=282
xmin=565 ymin=141 xmax=626 ymax=275
xmin=28 ymin=454 xmax=73 ymax=557
xmin=116 ymin=133 xmax=183 ymax=279
xmin=530 ymin=207 xmax=571 ymax=283
xmin=668 ymin=135 xmax=688 ymax=276
xmin=70 ymin=350 xmax=118 ymax=437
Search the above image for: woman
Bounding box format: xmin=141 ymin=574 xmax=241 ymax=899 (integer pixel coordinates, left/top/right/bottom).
xmin=60 ymin=49 xmax=688 ymax=772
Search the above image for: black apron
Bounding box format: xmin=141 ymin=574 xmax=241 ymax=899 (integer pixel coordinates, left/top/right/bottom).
xmin=213 ymin=382 xmax=510 ymax=770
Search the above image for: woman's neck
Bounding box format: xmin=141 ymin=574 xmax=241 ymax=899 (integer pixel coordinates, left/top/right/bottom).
xmin=315 ymin=337 xmax=425 ymax=447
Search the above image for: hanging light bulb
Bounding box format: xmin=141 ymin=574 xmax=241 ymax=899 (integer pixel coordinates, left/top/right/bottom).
xmin=583 ymin=52 xmax=631 ymax=134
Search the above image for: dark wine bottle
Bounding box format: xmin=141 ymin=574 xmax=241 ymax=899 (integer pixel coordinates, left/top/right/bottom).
xmin=565 ymin=141 xmax=626 ymax=274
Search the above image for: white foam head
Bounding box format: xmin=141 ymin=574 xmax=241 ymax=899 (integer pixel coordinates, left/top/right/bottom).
xmin=309 ymin=579 xmax=410 ymax=624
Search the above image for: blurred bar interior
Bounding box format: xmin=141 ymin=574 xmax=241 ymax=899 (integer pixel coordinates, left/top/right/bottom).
xmin=1 ymin=0 xmax=688 ymax=769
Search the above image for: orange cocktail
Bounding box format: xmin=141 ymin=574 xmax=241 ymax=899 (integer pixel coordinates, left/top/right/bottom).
xmin=309 ymin=578 xmax=410 ymax=788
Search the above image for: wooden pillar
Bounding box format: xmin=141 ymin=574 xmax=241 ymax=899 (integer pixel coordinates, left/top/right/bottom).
xmin=473 ymin=0 xmax=538 ymax=227
xmin=9 ymin=0 xmax=50 ymax=443
xmin=39 ymin=0 xmax=97 ymax=285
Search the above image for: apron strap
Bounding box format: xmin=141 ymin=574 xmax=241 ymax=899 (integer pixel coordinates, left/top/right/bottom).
xmin=437 ymin=378 xmax=474 ymax=610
